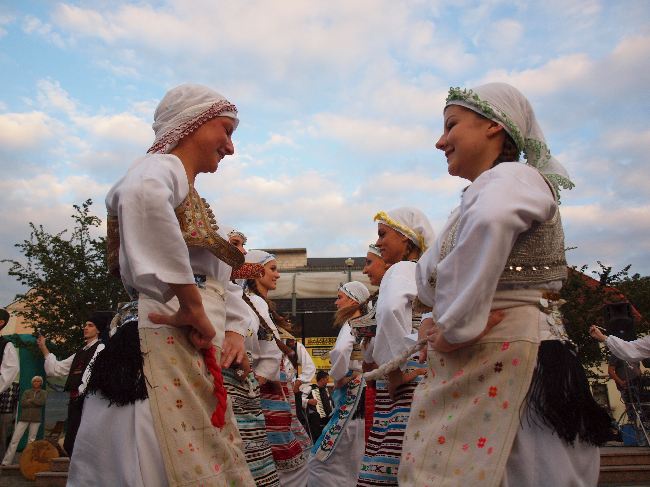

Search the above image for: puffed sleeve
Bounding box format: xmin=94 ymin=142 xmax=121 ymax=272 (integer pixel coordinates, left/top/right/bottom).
xmin=224 ymin=281 xmax=252 ymax=336
xmin=107 ymin=155 xmax=195 ymax=302
xmin=297 ymin=342 xmax=316 ymax=384
xmin=606 ymin=335 xmax=650 ymax=362
xmin=329 ymin=323 xmax=354 ymax=381
xmin=0 ymin=342 xmax=19 ymax=394
xmin=372 ymin=261 xmax=417 ymax=367
xmin=434 ymin=163 xmax=557 ymax=343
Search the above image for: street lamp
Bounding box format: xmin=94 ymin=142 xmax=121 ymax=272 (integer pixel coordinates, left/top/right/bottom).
xmin=344 ymin=257 xmax=355 ymax=282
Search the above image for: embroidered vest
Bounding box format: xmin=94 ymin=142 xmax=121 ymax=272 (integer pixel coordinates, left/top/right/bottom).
xmin=64 ymin=341 xmax=100 ymax=392
xmin=438 ymin=176 xmax=567 ymax=285
xmin=107 ymin=185 xmax=244 ymax=276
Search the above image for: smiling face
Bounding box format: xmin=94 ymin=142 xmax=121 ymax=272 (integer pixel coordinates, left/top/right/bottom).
xmin=376 ymin=223 xmax=409 ymax=265
xmin=335 ymin=290 xmax=358 ymax=311
xmin=256 ymin=259 xmax=280 ymax=294
xmin=363 ymin=252 xmax=387 ymax=286
xmin=435 ymin=105 xmax=504 ymax=182
xmin=174 ymin=116 xmax=236 ymax=176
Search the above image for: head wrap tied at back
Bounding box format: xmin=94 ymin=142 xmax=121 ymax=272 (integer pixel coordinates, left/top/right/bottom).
xmin=445 ymin=82 xmax=573 ymax=198
xmin=374 ymin=207 xmax=435 ymax=251
xmin=367 ymin=244 xmax=382 ymax=258
xmin=339 ymin=281 xmax=371 ymax=304
xmin=148 ymin=83 xmax=239 ymax=154
xmin=245 ymin=249 xmax=276 ymax=267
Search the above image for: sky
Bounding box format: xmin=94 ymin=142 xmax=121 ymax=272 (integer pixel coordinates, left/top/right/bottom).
xmin=0 ymin=0 xmax=649 ymax=305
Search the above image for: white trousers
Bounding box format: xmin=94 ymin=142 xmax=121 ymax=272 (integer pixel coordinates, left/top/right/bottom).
xmin=2 ymin=421 xmax=40 ymax=465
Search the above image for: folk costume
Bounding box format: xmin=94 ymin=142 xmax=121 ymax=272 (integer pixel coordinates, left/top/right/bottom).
xmin=357 ymin=208 xmax=434 ymax=486
xmin=0 ymin=333 xmax=20 ymax=460
xmin=68 ymin=84 xmax=254 ymax=487
xmin=399 ymin=83 xmax=610 ymax=487
xmin=244 ymin=250 xmax=309 ymax=487
xmin=308 ymin=281 xmax=370 ymax=487
xmin=43 ymin=310 xmax=110 ymax=456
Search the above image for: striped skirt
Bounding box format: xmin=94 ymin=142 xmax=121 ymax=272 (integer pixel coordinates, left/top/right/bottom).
xmin=357 ymin=360 xmax=425 ymax=486
xmin=259 ymin=381 xmax=308 ymax=473
xmin=223 ymin=369 xmax=280 ymax=487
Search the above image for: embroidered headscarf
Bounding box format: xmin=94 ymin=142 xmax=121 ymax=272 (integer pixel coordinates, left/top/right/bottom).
xmin=227 ymin=229 xmax=247 ymax=245
xmin=445 ymin=82 xmax=573 ymax=197
xmin=339 ymin=281 xmax=371 ymax=304
xmin=374 ymin=207 xmax=435 ymax=251
xmin=245 ymin=249 xmax=276 ymax=266
xmin=367 ymin=244 xmax=382 ymax=258
xmin=148 ymin=83 xmax=239 ymax=154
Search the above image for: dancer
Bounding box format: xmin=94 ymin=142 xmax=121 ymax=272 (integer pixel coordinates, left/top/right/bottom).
xmin=590 ymin=325 xmax=650 ymax=361
xmin=1 ymin=376 xmax=47 ymax=466
xmin=38 ymin=311 xmax=110 ymax=455
xmin=357 ymin=208 xmax=433 ymax=486
xmin=245 ymin=250 xmax=309 ymax=486
xmin=0 ymin=309 xmax=19 ymax=460
xmin=69 ymin=84 xmax=255 ymax=486
xmin=399 ymin=82 xmax=610 ymax=486
xmin=308 ymin=281 xmax=370 ymax=487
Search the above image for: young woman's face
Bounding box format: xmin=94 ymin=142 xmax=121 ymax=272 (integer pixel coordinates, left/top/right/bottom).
xmin=435 ymin=105 xmax=496 ymax=182
xmin=335 ymin=291 xmax=358 ymax=311
xmin=181 ymin=116 xmax=236 ymax=174
xmin=376 ymin=223 xmax=409 ymax=265
xmin=257 ymin=260 xmax=280 ymax=291
xmin=363 ymin=252 xmax=387 ymax=287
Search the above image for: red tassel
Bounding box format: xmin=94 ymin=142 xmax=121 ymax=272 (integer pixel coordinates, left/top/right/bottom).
xmin=202 ymin=346 xmax=227 ymax=429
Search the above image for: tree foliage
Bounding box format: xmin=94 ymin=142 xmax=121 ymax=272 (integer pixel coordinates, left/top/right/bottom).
xmin=2 ymin=200 xmax=127 ymax=357
xmin=562 ymin=262 xmax=650 ymax=379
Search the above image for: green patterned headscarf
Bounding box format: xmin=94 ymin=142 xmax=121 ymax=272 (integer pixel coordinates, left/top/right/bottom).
xmin=445 ymin=82 xmax=574 ymax=198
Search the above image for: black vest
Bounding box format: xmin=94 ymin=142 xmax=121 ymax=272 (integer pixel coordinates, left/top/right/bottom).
xmin=64 ymin=341 xmax=101 ymax=392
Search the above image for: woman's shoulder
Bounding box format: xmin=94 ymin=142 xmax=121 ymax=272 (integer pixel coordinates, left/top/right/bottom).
xmin=384 ymin=260 xmax=416 ymax=279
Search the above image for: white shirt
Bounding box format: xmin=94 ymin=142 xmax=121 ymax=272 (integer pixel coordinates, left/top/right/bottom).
xmin=416 ymin=163 xmax=560 ymax=344
xmin=329 ymin=323 xmax=361 ymax=381
xmin=283 ymin=341 xmax=316 ymax=390
xmin=43 ymin=338 xmax=105 ymax=395
xmin=105 ymin=154 xmax=249 ymax=336
xmin=244 ymin=293 xmax=283 ymax=381
xmin=606 ymin=335 xmax=650 ymax=362
xmin=0 ymin=342 xmax=19 ymax=394
xmin=372 ymin=261 xmax=417 ymax=367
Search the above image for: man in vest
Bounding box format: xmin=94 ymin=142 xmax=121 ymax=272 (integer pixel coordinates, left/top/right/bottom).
xmin=0 ymin=308 xmax=20 ymax=460
xmin=37 ymin=311 xmax=111 ymax=456
xmin=305 ymin=370 xmax=334 ymax=442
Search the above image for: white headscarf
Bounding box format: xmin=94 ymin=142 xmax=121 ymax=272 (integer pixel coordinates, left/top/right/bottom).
xmin=148 ymin=83 xmax=239 ymax=154
xmin=339 ymin=281 xmax=370 ymax=304
xmin=445 ymin=82 xmax=573 ymax=197
xmin=374 ymin=207 xmax=435 ymax=251
xmin=367 ymin=244 xmax=382 ymax=258
xmin=245 ymin=249 xmax=276 ymax=266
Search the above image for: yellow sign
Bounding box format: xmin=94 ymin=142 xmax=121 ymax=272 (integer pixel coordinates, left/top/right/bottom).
xmin=304 ymin=336 xmax=336 ymax=370
xmin=304 ymin=336 xmax=337 ymax=347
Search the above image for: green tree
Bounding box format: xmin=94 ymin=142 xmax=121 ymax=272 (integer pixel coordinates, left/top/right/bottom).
xmin=562 ymin=262 xmax=650 ymax=379
xmin=2 ymin=199 xmax=127 ymax=357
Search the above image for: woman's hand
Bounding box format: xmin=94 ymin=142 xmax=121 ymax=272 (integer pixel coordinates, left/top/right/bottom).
xmin=221 ymin=331 xmax=246 ymax=368
xmin=589 ymin=325 xmax=608 ymax=343
xmin=418 ymin=317 xmax=437 ymax=363
xmin=149 ymin=283 xmax=216 ymax=343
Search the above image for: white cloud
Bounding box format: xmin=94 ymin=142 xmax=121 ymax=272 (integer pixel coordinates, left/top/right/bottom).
xmin=73 ymin=112 xmax=151 ymax=146
xmin=22 ymin=14 xmax=64 ymax=47
xmin=36 ymin=79 xmax=77 ymax=115
xmin=0 ymin=112 xmax=61 ymax=151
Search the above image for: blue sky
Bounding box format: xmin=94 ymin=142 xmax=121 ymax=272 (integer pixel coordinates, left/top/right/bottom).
xmin=1 ymin=0 xmax=649 ymax=305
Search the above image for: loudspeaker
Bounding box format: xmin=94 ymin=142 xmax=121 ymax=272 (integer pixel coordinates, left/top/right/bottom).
xmin=604 ymin=302 xmax=635 ymax=341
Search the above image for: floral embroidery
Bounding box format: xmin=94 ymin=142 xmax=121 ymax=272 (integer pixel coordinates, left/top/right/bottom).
xmin=487 ymin=447 xmax=494 ymax=455
xmin=477 ymin=437 xmax=487 ymax=448
xmin=453 ymin=369 xmax=464 ymax=378
xmin=419 ymin=409 xmax=426 ymax=419
xmin=176 ymin=399 xmax=183 ymax=409
xmin=452 ymin=390 xmax=461 ymax=399
xmin=438 ymin=436 xmax=446 ymax=445
xmin=167 ymin=336 xmax=175 ymax=344
xmin=488 ymin=386 xmax=498 ymax=397
xmin=512 ymin=358 xmax=521 ymax=366
xmin=473 ymin=397 xmax=480 ymax=405
xmin=478 ymin=374 xmax=485 ymax=382
xmin=440 ymin=357 xmax=445 ymax=367
xmin=502 ymin=400 xmax=509 ymax=409
xmin=483 ymin=412 xmax=492 ymax=422
xmin=501 ymin=341 xmax=510 ymax=351
xmin=462 ymin=443 xmax=469 ymax=451
xmin=493 ymin=362 xmax=503 ymax=373
xmin=173 ymin=378 xmax=181 ymax=387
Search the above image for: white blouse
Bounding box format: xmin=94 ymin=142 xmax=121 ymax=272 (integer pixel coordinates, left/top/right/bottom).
xmin=606 ymin=335 xmax=650 ymax=362
xmin=372 ymin=260 xmax=417 ymax=367
xmin=416 ymin=162 xmax=559 ymax=344
xmin=328 ymin=322 xmax=361 ymax=381
xmin=244 ymin=293 xmax=283 ymax=382
xmin=105 ymin=154 xmax=249 ymax=336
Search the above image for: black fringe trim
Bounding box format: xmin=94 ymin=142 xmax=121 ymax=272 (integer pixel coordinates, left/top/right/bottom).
xmin=523 ymin=340 xmax=611 ymax=446
xmin=85 ymin=320 xmax=149 ymax=406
